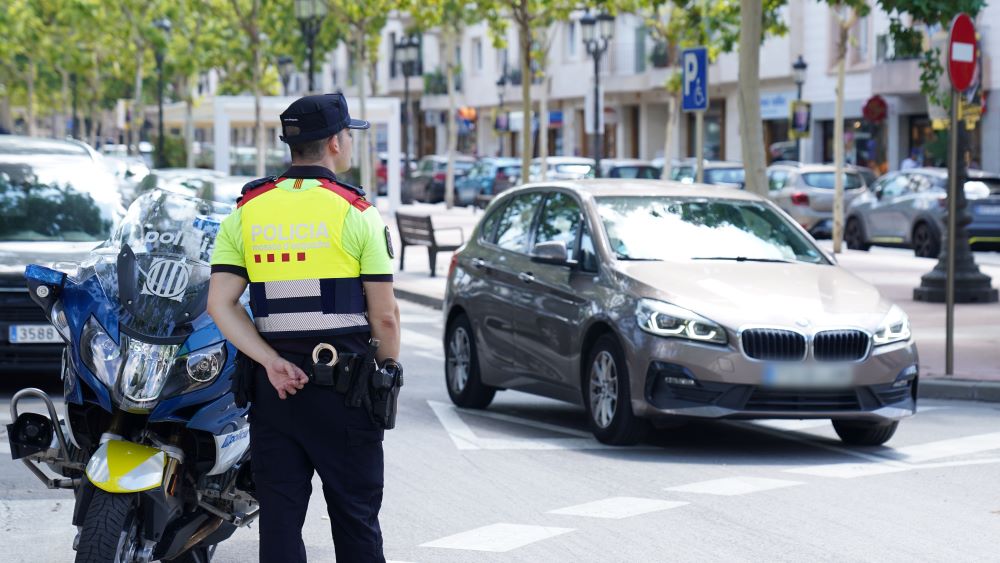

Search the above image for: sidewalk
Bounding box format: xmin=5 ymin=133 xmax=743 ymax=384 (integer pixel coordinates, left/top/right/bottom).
xmin=378 ymin=200 xmax=1000 ymax=402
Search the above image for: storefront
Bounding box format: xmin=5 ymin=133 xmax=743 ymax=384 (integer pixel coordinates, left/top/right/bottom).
xmin=760 ymin=91 xmax=795 ymax=162
xmin=686 ymin=99 xmax=726 ymax=160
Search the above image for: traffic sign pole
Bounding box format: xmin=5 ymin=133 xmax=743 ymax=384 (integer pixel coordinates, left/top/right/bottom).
xmin=695 ymin=112 xmax=704 ymax=183
xmin=946 ymin=90 xmax=958 ymax=376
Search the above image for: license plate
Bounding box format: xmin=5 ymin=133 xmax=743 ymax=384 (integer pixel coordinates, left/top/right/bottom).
xmin=763 ymin=363 xmax=854 ymax=389
xmin=976 ymin=205 xmax=1000 ymax=216
xmin=9 ymin=324 xmax=62 ymax=344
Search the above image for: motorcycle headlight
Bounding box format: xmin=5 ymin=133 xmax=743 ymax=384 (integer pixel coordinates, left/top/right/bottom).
xmin=50 ymin=301 xmax=71 ymax=342
xmin=81 ymin=318 xmax=123 ymax=388
xmin=874 ymin=305 xmax=911 ymax=346
xmin=636 ymin=298 xmax=728 ymax=345
xmin=118 ymin=339 xmax=179 ymax=410
xmin=186 ymin=342 xmax=227 ymax=383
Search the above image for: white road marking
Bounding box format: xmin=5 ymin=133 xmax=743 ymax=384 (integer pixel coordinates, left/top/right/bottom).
xmin=411 ymin=350 xmax=441 ymax=361
xmin=666 ymin=476 xmax=803 ymax=496
xmin=891 ymin=432 xmax=1000 ymax=463
xmin=752 ymin=419 xmax=832 ymax=432
xmin=401 ymin=329 xmax=442 ymax=350
xmin=547 ymin=497 xmax=688 ymax=519
xmin=462 ymin=408 xmax=594 ymax=439
xmin=785 ymin=461 xmax=910 ymax=479
xmin=427 ymin=401 xmax=640 ymax=451
xmin=420 ymin=523 xmax=574 ymax=552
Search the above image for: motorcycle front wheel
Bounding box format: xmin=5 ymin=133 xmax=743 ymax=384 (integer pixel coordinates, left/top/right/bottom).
xmin=74 ymin=490 xmax=140 ymax=563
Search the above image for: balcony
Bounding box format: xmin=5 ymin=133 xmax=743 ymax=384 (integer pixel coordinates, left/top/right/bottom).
xmin=871 ymin=33 xmax=922 ymax=96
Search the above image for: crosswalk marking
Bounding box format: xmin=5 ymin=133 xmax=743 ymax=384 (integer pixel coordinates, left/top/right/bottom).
xmin=666 ymin=476 xmax=803 ymax=496
xmin=547 ymin=497 xmax=688 ymax=519
xmin=419 ymin=523 xmax=574 ymax=552
xmin=890 ymin=432 xmax=1000 ymax=463
xmin=401 ymin=329 xmax=441 ymax=351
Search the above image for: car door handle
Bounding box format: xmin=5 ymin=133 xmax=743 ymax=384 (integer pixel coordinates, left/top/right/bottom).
xmin=518 ymin=272 xmax=535 ymax=284
xmin=472 ymin=258 xmax=488 ymax=270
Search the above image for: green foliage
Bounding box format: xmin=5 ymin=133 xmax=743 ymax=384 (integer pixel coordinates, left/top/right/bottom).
xmin=153 ymin=134 xmax=188 ymax=168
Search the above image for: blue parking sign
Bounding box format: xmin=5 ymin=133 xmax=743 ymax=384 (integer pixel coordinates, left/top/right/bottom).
xmin=681 ymin=47 xmax=708 ymax=112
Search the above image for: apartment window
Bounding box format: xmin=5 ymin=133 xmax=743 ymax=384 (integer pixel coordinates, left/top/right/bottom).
xmin=829 ymin=9 xmax=871 ymax=70
xmin=389 ymin=32 xmax=397 ymax=78
xmin=850 ymin=16 xmax=870 ymax=66
xmin=473 ymin=38 xmax=483 ymax=74
xmin=566 ymin=21 xmax=577 ymax=59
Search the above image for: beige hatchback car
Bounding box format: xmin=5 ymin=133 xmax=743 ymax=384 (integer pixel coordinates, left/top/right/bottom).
xmin=443 ymin=180 xmax=918 ymax=446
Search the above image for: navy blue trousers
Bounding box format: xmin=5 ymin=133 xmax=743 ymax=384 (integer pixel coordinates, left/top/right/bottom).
xmin=250 ymin=366 xmax=385 ymax=563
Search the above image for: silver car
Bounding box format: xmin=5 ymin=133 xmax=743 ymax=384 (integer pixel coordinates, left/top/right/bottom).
xmin=767 ymin=163 xmax=867 ymax=238
xmin=443 ymin=180 xmax=918 ymax=446
xmin=846 ymin=168 xmax=1000 ymax=257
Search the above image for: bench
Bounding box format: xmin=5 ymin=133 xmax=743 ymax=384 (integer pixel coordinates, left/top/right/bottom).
xmin=395 ymin=213 xmax=465 ymax=277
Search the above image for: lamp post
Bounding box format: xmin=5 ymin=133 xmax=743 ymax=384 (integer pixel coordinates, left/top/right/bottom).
xmin=394 ymin=35 xmax=420 ymax=184
xmin=581 ymin=11 xmax=614 ymax=176
xmin=153 ymin=17 xmax=172 ymax=169
xmin=278 ymin=55 xmax=295 ymax=95
xmin=294 ymin=0 xmax=327 ymax=93
xmin=792 ymin=55 xmax=808 ymax=162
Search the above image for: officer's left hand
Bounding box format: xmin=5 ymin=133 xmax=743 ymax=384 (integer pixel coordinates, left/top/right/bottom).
xmin=265 ymin=356 xmax=309 ymax=399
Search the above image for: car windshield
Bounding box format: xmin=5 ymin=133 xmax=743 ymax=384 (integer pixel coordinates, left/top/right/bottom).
xmin=611 ymin=166 xmax=660 ymax=179
xmin=705 ymin=168 xmax=745 ymax=185
xmin=555 ymin=164 xmax=594 ymax=177
xmin=802 ymin=172 xmax=864 ymax=189
xmin=595 ymin=196 xmax=827 ymax=264
xmin=0 ymin=159 xmax=122 ymax=242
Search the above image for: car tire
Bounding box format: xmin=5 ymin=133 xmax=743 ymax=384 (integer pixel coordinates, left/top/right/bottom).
xmin=845 ymin=217 xmax=872 ymax=251
xmin=832 ymin=420 xmax=899 ymax=446
xmin=584 ymin=334 xmax=649 ymax=446
xmin=912 ymin=222 xmax=940 ymax=258
xmin=445 ymin=314 xmax=496 ymax=409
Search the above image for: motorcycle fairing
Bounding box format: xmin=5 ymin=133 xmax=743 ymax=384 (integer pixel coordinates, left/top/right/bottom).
xmin=85 ymin=440 xmax=165 ymax=493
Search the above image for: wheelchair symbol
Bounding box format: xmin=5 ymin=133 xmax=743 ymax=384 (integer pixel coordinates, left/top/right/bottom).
xmin=694 ymin=82 xmax=706 ymax=107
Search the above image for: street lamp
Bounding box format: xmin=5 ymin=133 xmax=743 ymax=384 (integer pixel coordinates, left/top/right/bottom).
xmin=792 ymin=55 xmax=808 ymax=161
xmin=278 ymin=55 xmax=295 ymax=95
xmin=153 ymin=17 xmax=172 ymax=168
xmin=294 ymin=0 xmax=327 ymax=93
xmin=394 ymin=34 xmax=420 ymax=184
xmin=581 ymin=11 xmax=614 ymax=176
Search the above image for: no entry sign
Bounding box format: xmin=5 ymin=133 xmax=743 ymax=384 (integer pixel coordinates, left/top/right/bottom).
xmin=948 ymin=14 xmax=977 ymax=92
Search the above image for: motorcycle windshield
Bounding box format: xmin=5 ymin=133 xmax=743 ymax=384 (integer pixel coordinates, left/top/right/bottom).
xmin=94 ymin=190 xmax=233 ymax=341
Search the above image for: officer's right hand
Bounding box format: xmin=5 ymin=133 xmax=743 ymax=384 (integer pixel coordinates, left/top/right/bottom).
xmin=265 ymin=356 xmax=309 ymax=399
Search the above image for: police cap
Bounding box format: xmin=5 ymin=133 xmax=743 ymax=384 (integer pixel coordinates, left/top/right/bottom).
xmin=279 ymin=92 xmax=370 ymax=144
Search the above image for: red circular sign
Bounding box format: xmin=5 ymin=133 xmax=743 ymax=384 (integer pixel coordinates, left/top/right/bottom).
xmin=863 ymin=95 xmax=888 ymax=123
xmin=948 ymin=13 xmax=977 ymax=92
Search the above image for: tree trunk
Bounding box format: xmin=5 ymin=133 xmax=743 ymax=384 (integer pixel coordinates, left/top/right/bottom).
xmin=185 ymin=96 xmax=196 ymax=168
xmin=57 ymin=68 xmax=70 ymax=138
xmin=832 ymin=12 xmax=856 ymax=254
xmin=132 ymin=47 xmax=145 ymax=155
xmin=519 ymin=24 xmax=533 ymax=182
xmin=444 ymin=29 xmax=459 ymax=209
xmin=356 ymin=36 xmax=372 ymax=196
xmin=539 ymin=75 xmax=550 ymax=181
xmin=88 ymin=53 xmax=102 ymax=147
xmin=0 ymin=86 xmax=13 ymax=133
xmin=26 ymin=59 xmax=37 ymax=137
xmin=737 ymin=0 xmax=767 ymax=196
xmin=253 ymin=44 xmax=265 ymax=177
xmin=662 ymin=94 xmax=677 ymax=176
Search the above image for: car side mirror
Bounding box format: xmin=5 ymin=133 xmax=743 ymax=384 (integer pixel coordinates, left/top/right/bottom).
xmin=531 ymin=241 xmax=571 ymax=266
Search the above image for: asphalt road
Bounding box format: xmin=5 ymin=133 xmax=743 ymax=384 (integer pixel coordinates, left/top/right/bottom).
xmin=2 ymin=299 xmax=999 ymax=562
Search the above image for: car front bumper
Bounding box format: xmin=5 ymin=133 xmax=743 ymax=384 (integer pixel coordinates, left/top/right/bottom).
xmin=631 ymin=336 xmax=918 ymax=423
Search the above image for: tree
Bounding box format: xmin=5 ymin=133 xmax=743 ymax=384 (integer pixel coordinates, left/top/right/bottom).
xmin=326 ymin=0 xmax=395 ymax=196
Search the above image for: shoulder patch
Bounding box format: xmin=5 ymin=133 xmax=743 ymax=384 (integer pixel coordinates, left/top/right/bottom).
xmin=240 ymin=176 xmax=278 ymax=195
xmin=385 ymin=226 xmax=395 ymax=258
xmin=237 ymin=176 xmax=281 ymax=208
xmin=316 ymin=178 xmax=372 ymax=211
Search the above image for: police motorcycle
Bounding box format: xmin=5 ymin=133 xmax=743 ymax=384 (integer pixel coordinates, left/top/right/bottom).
xmin=7 ymin=190 xmax=256 ymax=562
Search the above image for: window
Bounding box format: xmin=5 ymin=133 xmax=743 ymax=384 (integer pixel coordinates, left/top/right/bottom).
xmin=494 ymin=192 xmax=543 ymax=253
xmin=389 ymin=32 xmax=397 ymax=78
xmin=579 ymin=224 xmax=599 ymax=272
xmin=801 ymin=172 xmax=864 ymax=190
xmin=879 ymin=175 xmax=912 ymax=198
xmin=478 ymin=203 xmax=505 ymax=243
xmin=566 ymin=22 xmax=577 ymax=59
xmin=768 ymin=170 xmax=790 ymax=191
xmin=472 ymin=38 xmax=483 ymax=74
xmin=534 ymin=192 xmax=583 ymax=260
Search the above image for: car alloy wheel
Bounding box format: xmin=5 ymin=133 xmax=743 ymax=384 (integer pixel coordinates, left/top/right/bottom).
xmin=589 ymin=350 xmax=619 ymax=429
xmin=447 ymin=326 xmax=471 ymax=394
xmin=913 ymin=223 xmax=939 ymax=258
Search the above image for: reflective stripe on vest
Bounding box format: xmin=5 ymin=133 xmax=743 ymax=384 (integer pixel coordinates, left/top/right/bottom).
xmin=238 ymin=177 xmax=370 ymax=337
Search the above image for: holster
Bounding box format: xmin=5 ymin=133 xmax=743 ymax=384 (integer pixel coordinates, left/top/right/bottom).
xmin=231 ymin=350 xmax=258 ymax=409
xmin=341 ymin=340 xmax=403 ymax=430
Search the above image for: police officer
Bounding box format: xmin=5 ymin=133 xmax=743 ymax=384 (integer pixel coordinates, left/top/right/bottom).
xmin=207 ymin=93 xmax=400 ymax=563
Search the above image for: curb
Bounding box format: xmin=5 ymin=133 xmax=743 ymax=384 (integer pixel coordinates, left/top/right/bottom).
xmin=394 ymin=288 xmax=444 ymax=310
xmin=392 ymin=288 xmax=1000 ymax=404
xmin=919 ymin=378 xmax=1000 ymax=403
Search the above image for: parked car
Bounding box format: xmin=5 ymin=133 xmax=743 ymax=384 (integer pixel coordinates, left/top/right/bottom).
xmin=846 ymin=168 xmax=1000 ymax=257
xmin=767 ymin=162 xmax=867 ymax=238
xmin=404 ymin=155 xmax=477 ymax=203
xmin=529 ymin=156 xmax=596 ymax=182
xmin=0 ymin=135 xmax=125 ymax=373
xmin=455 ymin=157 xmax=522 ymax=206
xmin=443 ymin=179 xmax=917 ymax=446
xmin=670 ymin=159 xmax=745 ymax=188
xmin=599 ymin=159 xmax=661 ymax=179
xmin=376 ymin=152 xmax=417 ymax=196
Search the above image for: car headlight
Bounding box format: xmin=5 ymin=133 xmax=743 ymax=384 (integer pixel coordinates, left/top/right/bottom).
xmin=636 ymin=298 xmax=728 ymax=345
xmin=873 ymin=305 xmax=911 ymax=346
xmin=81 ymin=317 xmax=123 ymax=388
